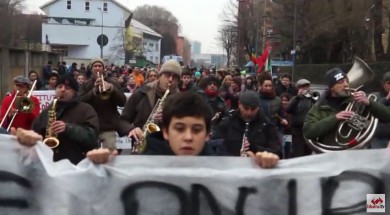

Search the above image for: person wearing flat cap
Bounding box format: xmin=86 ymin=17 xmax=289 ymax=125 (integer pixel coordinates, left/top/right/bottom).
xmin=79 ymin=57 xmax=126 ymax=151
xmin=303 ymin=68 xmax=390 ymax=151
xmin=119 ymin=59 xmax=182 ymax=152
xmin=0 ymin=75 xmax=40 ymax=131
xmin=371 ymin=71 xmax=390 ymax=148
xmin=15 ymin=74 xmax=99 ymax=165
xmin=213 ymin=91 xmax=282 ymax=168
xmin=286 ymin=79 xmax=316 ymax=157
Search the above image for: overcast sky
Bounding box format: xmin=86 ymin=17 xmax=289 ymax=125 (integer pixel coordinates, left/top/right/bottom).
xmin=24 ymin=0 xmax=231 ymax=54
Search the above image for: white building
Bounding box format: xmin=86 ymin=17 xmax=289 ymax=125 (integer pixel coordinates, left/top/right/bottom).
xmin=40 ymin=0 xmax=132 ymax=65
xmin=129 ymin=19 xmax=162 ymax=65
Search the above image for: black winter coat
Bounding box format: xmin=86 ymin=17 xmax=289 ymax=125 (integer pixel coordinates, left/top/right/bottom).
xmin=213 ymin=110 xmax=282 ymax=157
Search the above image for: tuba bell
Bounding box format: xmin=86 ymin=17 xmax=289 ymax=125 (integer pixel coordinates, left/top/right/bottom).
xmin=305 ymin=57 xmax=378 ymax=152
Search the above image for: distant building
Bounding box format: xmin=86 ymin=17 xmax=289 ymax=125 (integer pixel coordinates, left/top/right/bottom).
xmin=128 ymin=19 xmax=162 ymax=65
xmin=192 ymin=53 xmax=226 ymax=68
xmin=176 ymin=36 xmax=191 ymax=66
xmin=40 ymin=0 xmax=132 ymax=65
xmin=191 ymin=41 xmax=201 ymax=55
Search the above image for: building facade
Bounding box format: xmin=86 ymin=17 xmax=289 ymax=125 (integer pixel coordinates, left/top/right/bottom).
xmin=191 ymin=41 xmax=201 ymax=55
xmin=129 ymin=19 xmax=162 ymax=65
xmin=40 ymin=0 xmax=132 ymax=65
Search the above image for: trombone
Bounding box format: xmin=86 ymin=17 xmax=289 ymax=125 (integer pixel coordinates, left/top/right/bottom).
xmin=97 ymin=72 xmax=111 ymax=100
xmin=0 ymin=80 xmax=37 ymax=131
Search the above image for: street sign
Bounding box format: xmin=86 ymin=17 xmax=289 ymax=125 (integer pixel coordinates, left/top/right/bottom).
xmin=97 ymin=34 xmax=108 ymax=46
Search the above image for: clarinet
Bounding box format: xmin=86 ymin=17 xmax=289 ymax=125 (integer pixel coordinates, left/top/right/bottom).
xmin=240 ymin=122 xmax=250 ymax=157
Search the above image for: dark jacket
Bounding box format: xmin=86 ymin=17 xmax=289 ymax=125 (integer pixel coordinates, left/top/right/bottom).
xmin=78 ymin=77 xmax=126 ymax=132
xmin=118 ymin=81 xmax=178 ymax=136
xmin=259 ymin=93 xmax=284 ymax=128
xmin=303 ymin=90 xmax=390 ymax=145
xmin=213 ymin=110 xmax=282 ymax=158
xmin=286 ymin=95 xmax=316 ymax=127
xmin=373 ymin=90 xmax=390 ymax=139
xmin=275 ymin=82 xmax=298 ymax=97
xmin=178 ymin=82 xmax=199 ymax=92
xmin=144 ymin=131 xmax=227 ymax=156
xmin=198 ymin=90 xmax=230 ymax=120
xmin=32 ymin=100 xmax=99 ymax=164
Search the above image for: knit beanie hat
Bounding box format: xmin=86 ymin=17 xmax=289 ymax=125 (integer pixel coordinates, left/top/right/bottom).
xmin=325 ymin=67 xmax=347 ymax=89
xmin=90 ymin=57 xmax=105 ymax=68
xmin=57 ymin=74 xmax=79 ymax=92
xmin=159 ymin=60 xmax=182 ymax=77
xmin=195 ymin=71 xmax=201 ymax=77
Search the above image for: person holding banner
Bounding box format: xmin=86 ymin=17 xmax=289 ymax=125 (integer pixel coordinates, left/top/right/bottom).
xmin=213 ymin=91 xmax=282 ymax=159
xmin=79 ymin=57 xmax=126 ymax=151
xmin=88 ymin=92 xmax=279 ymax=168
xmin=0 ymin=76 xmax=40 ymax=130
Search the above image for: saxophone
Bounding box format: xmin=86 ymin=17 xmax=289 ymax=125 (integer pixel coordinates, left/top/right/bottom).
xmin=43 ymin=99 xmax=60 ymax=148
xmin=131 ymin=88 xmax=170 ymax=154
xmin=240 ymin=122 xmax=250 ymax=157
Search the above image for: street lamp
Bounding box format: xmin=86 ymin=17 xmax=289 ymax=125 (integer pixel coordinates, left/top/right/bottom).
xmin=98 ymin=7 xmax=104 ymax=58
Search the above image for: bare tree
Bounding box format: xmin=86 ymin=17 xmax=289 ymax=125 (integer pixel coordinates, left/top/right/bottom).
xmin=0 ymin=0 xmax=25 ymax=47
xmin=133 ymin=5 xmax=180 ymax=58
xmin=218 ymin=24 xmax=237 ymax=67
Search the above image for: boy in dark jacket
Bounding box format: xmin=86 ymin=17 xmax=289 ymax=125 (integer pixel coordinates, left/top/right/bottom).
xmin=88 ymin=92 xmax=279 ymax=168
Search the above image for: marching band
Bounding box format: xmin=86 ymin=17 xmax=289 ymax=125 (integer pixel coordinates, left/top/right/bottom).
xmin=1 ymin=56 xmax=390 ymax=169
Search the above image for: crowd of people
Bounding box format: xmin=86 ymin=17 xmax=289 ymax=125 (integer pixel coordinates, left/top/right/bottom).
xmin=1 ymin=57 xmax=390 ymax=169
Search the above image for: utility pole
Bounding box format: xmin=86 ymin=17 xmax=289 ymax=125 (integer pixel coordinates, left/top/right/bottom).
xmin=98 ymin=8 xmax=104 ymax=58
xmin=292 ymin=0 xmax=297 ymax=81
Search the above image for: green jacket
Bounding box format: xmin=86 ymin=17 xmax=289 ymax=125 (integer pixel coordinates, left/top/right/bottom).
xmin=303 ymin=91 xmax=390 ymax=146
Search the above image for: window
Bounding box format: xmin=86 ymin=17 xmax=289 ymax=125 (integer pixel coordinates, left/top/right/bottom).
xmin=85 ymin=2 xmax=90 ymax=11
xmin=155 ymin=44 xmax=159 ymax=51
xmin=149 ymin=43 xmax=154 ymax=47
xmin=67 ymin=0 xmax=71 ymax=9
xmin=103 ymin=2 xmax=108 ymax=12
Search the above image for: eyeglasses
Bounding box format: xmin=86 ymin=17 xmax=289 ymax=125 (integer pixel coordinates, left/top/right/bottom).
xmin=162 ymin=72 xmax=179 ymax=80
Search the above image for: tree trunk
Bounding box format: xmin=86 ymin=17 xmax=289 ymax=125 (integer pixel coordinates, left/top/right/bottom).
xmin=373 ymin=0 xmax=384 ymax=60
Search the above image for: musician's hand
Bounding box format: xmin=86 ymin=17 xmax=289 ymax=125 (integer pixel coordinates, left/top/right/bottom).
xmin=280 ymin=118 xmax=288 ymax=126
xmin=353 ymin=91 xmax=370 ymax=105
xmin=128 ymin=127 xmax=143 ymax=142
xmin=335 ymin=111 xmax=354 ymax=121
xmin=87 ymin=148 xmax=118 ymax=164
xmin=154 ymin=108 xmax=163 ymax=122
xmin=94 ymin=77 xmax=102 ymax=87
xmin=51 ymin=121 xmax=66 ymax=134
xmin=12 ymin=127 xmax=42 ymax=147
xmin=104 ymin=82 xmax=113 ymax=91
xmin=7 ymin=108 xmax=17 ymax=118
xmin=247 ymin=151 xmax=279 ymax=169
xmin=297 ymin=88 xmax=305 ymax=97
xmin=240 ymin=140 xmax=250 ymax=155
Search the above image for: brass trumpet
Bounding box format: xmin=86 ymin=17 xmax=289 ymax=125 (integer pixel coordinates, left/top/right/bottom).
xmin=97 ymin=72 xmax=111 ymax=100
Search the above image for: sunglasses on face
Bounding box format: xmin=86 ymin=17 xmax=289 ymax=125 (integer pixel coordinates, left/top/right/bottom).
xmin=162 ymin=72 xmax=179 ymax=80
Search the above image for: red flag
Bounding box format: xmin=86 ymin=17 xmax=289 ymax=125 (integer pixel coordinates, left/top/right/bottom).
xmin=256 ymin=46 xmax=270 ymax=73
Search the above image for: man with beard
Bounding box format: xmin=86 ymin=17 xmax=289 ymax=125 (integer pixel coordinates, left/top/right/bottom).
xmin=371 ymin=72 xmax=390 ymax=148
xmin=79 ymin=57 xmax=126 ymax=151
xmin=303 ymin=68 xmax=390 ymax=149
xmin=119 ymin=60 xmax=182 ymax=147
xmin=15 ymin=74 xmax=99 ymax=164
xmin=213 ymin=91 xmax=282 ymax=161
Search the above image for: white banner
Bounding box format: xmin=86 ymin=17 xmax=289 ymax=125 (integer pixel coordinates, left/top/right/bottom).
xmin=32 ymin=91 xmax=132 ymax=149
xmin=0 ymin=134 xmax=389 ymax=215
